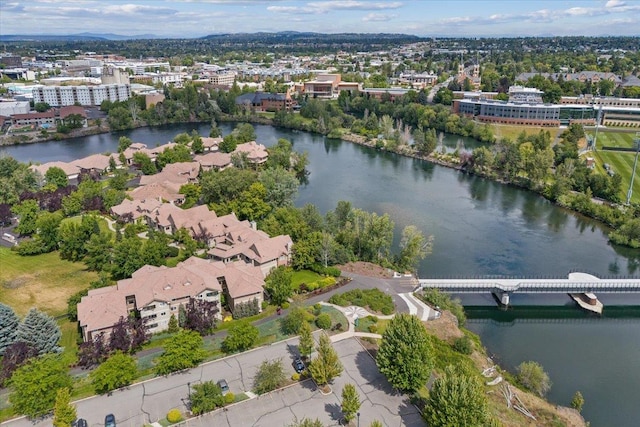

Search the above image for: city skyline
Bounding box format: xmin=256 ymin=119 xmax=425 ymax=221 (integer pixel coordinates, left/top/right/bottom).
xmin=1 ymin=0 xmax=639 ymax=38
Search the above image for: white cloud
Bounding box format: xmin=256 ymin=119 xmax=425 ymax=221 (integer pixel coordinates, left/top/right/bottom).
xmin=308 ymin=1 xmax=403 ymax=11
xmin=362 ymin=13 xmax=396 ymax=22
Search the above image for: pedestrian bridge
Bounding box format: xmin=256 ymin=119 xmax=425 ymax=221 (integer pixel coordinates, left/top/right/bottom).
xmin=418 ymin=272 xmax=640 ymax=305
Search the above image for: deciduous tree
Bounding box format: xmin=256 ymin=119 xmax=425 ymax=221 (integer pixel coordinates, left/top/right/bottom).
xmin=190 ymin=381 xmax=224 ymax=415
xmin=340 ymin=383 xmax=361 ymax=424
xmin=423 ymin=365 xmax=488 ymax=427
xmin=376 ymin=313 xmax=433 ymax=392
xmin=298 ymin=321 xmax=314 ymax=359
xmin=9 ymin=355 xmax=72 ymax=418
xmin=264 ymin=266 xmax=293 ymax=306
xmin=90 ymin=351 xmax=137 ymax=394
xmin=517 ymin=361 xmax=552 ymax=396
xmin=53 ymin=388 xmax=76 ymax=427
xmin=308 ymin=332 xmax=343 ymax=386
xmin=222 ymin=321 xmax=258 ymax=353
xmin=155 ymin=330 xmax=206 ymax=375
xmin=45 ymin=166 xmax=69 ymax=189
xmin=253 ymin=358 xmax=286 ymax=394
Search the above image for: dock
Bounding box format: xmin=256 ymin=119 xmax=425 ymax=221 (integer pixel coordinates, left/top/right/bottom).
xmin=570 ymin=293 xmax=603 ymax=314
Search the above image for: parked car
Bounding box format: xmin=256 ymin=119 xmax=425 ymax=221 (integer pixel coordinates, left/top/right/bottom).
xmin=104 ymin=414 xmax=116 ymax=427
xmin=293 ymin=357 xmax=305 ymax=373
xmin=217 ymin=379 xmax=229 ymax=394
xmin=73 ymin=420 xmax=88 ymax=427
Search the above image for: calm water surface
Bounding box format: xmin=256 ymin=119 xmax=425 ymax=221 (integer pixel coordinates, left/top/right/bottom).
xmin=3 ymin=123 xmax=640 ymax=426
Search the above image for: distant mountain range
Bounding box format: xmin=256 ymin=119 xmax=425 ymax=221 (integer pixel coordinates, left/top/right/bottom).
xmin=0 ymin=32 xmax=161 ymax=42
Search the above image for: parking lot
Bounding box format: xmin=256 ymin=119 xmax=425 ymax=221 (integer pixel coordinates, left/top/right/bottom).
xmin=186 ymin=338 xmax=424 ymax=427
xmin=1 ymin=336 xmax=423 ymax=427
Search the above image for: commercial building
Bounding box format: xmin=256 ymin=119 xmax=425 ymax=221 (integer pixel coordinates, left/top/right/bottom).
xmin=235 ymin=91 xmax=295 ymax=112
xmin=32 ymin=84 xmax=131 ymax=106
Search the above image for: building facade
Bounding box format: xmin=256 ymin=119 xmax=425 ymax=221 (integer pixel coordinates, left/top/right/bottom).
xmin=32 ymin=84 xmax=131 ymax=107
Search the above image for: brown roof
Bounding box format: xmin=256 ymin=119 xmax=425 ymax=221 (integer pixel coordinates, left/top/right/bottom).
xmin=194 ymin=152 xmax=232 ymax=169
xmin=234 ymin=141 xmax=268 ymax=163
xmin=201 ymin=137 xmax=222 ymax=149
xmin=12 ymin=111 xmax=56 ymax=120
xmin=59 ymin=105 xmax=87 ymax=119
xmin=110 ymin=198 xmax=163 ymax=219
xmin=71 ymin=153 xmax=117 ymax=171
xmin=140 ymin=161 xmax=199 ymax=186
xmin=128 ymin=181 xmax=183 ymax=203
xmin=29 ymin=161 xmax=80 ymax=177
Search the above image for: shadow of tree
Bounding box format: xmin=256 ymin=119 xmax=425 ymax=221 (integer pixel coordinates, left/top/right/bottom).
xmin=324 ymin=402 xmax=343 ymax=422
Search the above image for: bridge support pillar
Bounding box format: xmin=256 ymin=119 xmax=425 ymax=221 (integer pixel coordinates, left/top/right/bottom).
xmin=493 ymin=291 xmax=511 ymax=307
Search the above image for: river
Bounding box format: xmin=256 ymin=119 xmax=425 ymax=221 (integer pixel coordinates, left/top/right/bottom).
xmin=2 ymin=123 xmax=639 ymax=426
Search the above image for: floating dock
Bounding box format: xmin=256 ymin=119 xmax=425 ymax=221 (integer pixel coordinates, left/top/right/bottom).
xmin=570 ymin=293 xmax=603 ymax=314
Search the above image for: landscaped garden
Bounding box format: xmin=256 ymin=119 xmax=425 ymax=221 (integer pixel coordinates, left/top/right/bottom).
xmin=328 ymin=288 xmax=395 ymax=315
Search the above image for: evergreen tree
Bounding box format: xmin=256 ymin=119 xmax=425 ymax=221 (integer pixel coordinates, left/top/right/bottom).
xmin=0 ymin=302 xmax=19 ymax=355
xmin=298 ymin=321 xmax=314 ymax=359
xmin=341 ymin=383 xmax=361 ymax=424
xmin=376 ymin=313 xmax=433 ymax=392
xmin=168 ymin=314 xmax=179 ymax=333
xmin=53 ymin=388 xmax=76 ymax=427
xmin=308 ymin=332 xmax=343 ymax=386
xmin=17 ymin=308 xmax=62 ymax=355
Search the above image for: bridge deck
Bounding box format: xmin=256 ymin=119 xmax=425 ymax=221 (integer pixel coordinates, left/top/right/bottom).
xmin=418 ymin=272 xmax=640 ymax=293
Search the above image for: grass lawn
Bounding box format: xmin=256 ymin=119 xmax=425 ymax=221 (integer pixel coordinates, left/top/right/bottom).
xmin=0 ymin=247 xmax=98 ymax=317
xmin=319 ymin=305 xmax=348 ymax=332
xmin=593 ymin=149 xmax=640 ymax=204
xmin=354 ymin=316 xmax=390 ymax=334
xmin=489 ymin=124 xmax=552 ymax=142
xmin=60 ymin=215 xmax=113 ymax=236
xmin=590 ymin=130 xmax=638 ymax=149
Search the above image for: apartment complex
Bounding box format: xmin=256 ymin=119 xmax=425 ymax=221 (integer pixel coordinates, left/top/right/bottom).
xmin=77 ymin=257 xmax=266 ymax=341
xmin=32 ymin=84 xmax=131 ymax=106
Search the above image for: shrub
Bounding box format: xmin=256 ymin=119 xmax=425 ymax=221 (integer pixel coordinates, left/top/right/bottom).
xmin=367 ymin=315 xmax=378 ymax=323
xmin=328 ymin=289 xmax=394 ymax=314
xmin=453 ymin=336 xmax=473 ymax=355
xmin=224 ymin=392 xmax=235 ymax=404
xmin=313 ymin=303 xmax=322 ymax=315
xmin=368 ymin=324 xmax=378 ymax=333
xmin=261 ymin=301 xmax=268 ymax=310
xmin=292 ymin=372 xmax=301 ymax=381
xmin=166 ymin=246 xmax=179 ymax=258
xmin=315 ymin=313 xmax=332 ymax=330
xmin=281 ymin=302 xmax=290 ymax=309
xmin=166 ymin=409 xmax=183 ymax=424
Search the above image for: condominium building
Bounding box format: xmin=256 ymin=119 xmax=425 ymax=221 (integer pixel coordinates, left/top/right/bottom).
xmin=32 ymin=84 xmax=131 ymax=106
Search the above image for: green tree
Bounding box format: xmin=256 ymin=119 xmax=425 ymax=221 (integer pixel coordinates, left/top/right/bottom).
xmin=117 ymin=136 xmax=133 ymax=153
xmin=571 ymin=391 xmax=585 ymax=412
xmin=190 ymin=381 xmax=224 ymax=415
xmin=0 ymin=303 xmax=19 ymax=355
xmin=9 ymin=355 xmax=72 ymax=418
xmin=191 ymin=132 xmax=204 ymax=154
xmin=13 ymin=199 xmax=40 ymax=236
xmin=264 ymin=266 xmax=293 ymax=306
xmin=253 ymin=358 xmax=286 ymax=394
xmin=17 ymin=308 xmax=62 ymax=355
xmin=315 ymin=313 xmax=332 ymax=330
xmin=44 ymin=166 xmax=69 ymax=188
xmin=298 ymin=320 xmax=314 ymax=359
xmin=219 ymin=134 xmax=237 ymax=153
xmin=84 ymin=231 xmax=113 ymax=271
xmin=132 ymin=151 xmax=157 ymax=175
xmin=341 ymin=383 xmax=361 ymax=424
xmin=90 ymin=351 xmax=137 ymax=394
xmin=280 ymin=306 xmax=311 ymax=335
xmin=258 ymin=167 xmax=299 ymax=209
xmin=35 ymin=211 xmax=63 ymax=252
xmin=222 ymin=321 xmax=258 ymax=353
xmin=168 ymin=314 xmax=179 ymax=333
xmin=233 ymin=122 xmax=257 ymax=143
xmin=34 ymin=102 xmax=50 ymax=112
xmin=396 ymin=225 xmax=432 ymax=273
xmin=288 ymin=418 xmax=324 ymax=427
xmin=308 ymin=332 xmax=343 ymax=386
xmin=53 ymin=388 xmax=76 ymax=427
xmin=155 ymin=330 xmax=207 ymax=375
xmin=376 ymin=313 xmax=433 ymax=392
xmin=517 ymin=361 xmax=552 ymax=397
xmin=423 ymin=365 xmax=488 ymax=427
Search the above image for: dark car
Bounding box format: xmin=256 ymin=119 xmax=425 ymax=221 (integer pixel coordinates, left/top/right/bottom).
xmin=105 ymin=414 xmax=116 ymax=427
xmin=217 ymin=379 xmax=229 ymax=394
xmin=293 ymin=357 xmax=305 ymax=373
xmin=74 ymin=420 xmax=88 ymax=427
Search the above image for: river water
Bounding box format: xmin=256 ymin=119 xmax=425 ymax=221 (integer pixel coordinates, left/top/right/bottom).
xmin=2 ymin=123 xmax=639 ymax=426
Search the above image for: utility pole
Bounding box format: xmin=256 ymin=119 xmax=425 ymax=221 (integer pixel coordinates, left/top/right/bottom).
xmin=626 ymin=132 xmax=640 ymax=205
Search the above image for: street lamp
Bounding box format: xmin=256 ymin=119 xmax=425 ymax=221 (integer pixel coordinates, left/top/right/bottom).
xmin=626 ymin=133 xmax=640 ymax=205
xmin=187 ymin=382 xmax=191 ymax=400
xmin=357 ymin=412 xmax=360 ymax=427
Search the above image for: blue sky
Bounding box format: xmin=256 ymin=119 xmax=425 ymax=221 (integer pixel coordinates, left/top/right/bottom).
xmin=1 ymin=0 xmax=638 ymax=38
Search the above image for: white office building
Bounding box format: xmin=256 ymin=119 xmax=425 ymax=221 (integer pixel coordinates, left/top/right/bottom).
xmin=32 ymin=84 xmax=131 ymax=106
